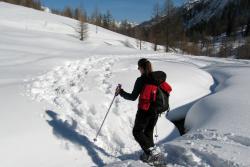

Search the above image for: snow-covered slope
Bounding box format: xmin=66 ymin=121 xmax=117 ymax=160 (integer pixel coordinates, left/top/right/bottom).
xmin=1 ymin=2 xmax=250 ymax=167
xmin=0 ymin=2 xmax=204 ymax=166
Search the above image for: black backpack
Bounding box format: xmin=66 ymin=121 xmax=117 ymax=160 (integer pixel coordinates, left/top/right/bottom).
xmin=155 ymin=86 xmax=170 ymax=115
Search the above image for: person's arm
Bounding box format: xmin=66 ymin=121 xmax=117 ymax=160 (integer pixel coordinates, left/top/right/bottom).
xmin=120 ymin=77 xmax=143 ymax=101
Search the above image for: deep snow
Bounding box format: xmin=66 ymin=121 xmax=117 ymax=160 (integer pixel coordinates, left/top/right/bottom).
xmin=1 ymin=2 xmax=250 ymax=167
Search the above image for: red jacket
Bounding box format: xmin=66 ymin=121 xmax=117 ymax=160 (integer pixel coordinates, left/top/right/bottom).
xmin=138 ymin=82 xmax=172 ymax=111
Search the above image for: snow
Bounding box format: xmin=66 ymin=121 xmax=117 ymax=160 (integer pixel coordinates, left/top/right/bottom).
xmin=41 ymin=6 xmax=51 ymax=13
xmin=184 ymin=0 xmax=206 ymax=10
xmin=1 ymin=2 xmax=250 ymax=167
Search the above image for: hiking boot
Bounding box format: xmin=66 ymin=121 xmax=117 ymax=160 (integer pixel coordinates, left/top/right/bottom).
xmin=140 ymin=147 xmax=162 ymax=162
xmin=149 ymin=146 xmax=161 ymax=157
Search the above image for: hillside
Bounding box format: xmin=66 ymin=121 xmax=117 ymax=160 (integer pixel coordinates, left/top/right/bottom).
xmin=183 ymin=0 xmax=234 ymax=28
xmin=140 ymin=0 xmax=250 ymax=36
xmin=135 ymin=0 xmax=250 ymax=59
xmin=183 ymin=0 xmax=250 ymax=36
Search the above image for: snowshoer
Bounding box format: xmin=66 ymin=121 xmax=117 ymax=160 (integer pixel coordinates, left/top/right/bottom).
xmin=116 ymin=58 xmax=172 ymax=164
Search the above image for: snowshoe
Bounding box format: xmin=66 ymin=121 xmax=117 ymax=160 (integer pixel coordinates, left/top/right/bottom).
xmin=140 ymin=153 xmax=166 ymax=166
xmin=140 ymin=147 xmax=166 ymax=166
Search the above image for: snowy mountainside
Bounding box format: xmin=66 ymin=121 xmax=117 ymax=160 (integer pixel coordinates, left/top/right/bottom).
xmin=184 ymin=0 xmax=207 ymax=10
xmin=1 ymin=2 xmax=250 ymax=167
xmin=138 ymin=0 xmax=236 ymax=35
xmin=0 ymin=2 xmax=162 ymax=52
xmin=115 ymin=20 xmax=138 ymax=28
xmin=183 ymin=0 xmax=234 ymax=28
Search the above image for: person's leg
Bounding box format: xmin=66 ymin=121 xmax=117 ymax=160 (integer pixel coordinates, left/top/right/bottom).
xmin=144 ymin=113 xmax=158 ymax=148
xmin=133 ymin=110 xmax=152 ymax=155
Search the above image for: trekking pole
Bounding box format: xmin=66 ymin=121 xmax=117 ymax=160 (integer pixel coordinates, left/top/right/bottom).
xmin=93 ymin=84 xmax=121 ymax=142
xmin=155 ymin=123 xmax=159 ymax=141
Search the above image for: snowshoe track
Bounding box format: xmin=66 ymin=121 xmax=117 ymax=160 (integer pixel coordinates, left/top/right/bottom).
xmin=26 ymin=56 xmax=140 ymax=165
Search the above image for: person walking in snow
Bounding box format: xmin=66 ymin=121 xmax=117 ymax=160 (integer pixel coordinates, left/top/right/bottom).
xmin=116 ymin=58 xmax=167 ymax=162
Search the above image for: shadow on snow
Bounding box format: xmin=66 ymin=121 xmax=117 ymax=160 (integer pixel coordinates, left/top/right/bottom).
xmin=46 ymin=110 xmax=114 ymax=167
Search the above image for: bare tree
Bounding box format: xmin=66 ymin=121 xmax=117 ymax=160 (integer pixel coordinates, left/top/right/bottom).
xmin=219 ymin=38 xmax=230 ymax=57
xmin=152 ymin=2 xmax=161 ymax=20
xmin=163 ymin=0 xmax=174 ymax=52
xmin=77 ymin=8 xmax=88 ymax=41
xmin=63 ymin=6 xmax=73 ymax=18
xmin=135 ymin=27 xmax=144 ymax=50
xmin=2 ymin=0 xmax=41 ymax=10
xmin=150 ymin=2 xmax=163 ymax=51
xmin=149 ymin=28 xmax=158 ymax=51
xmin=92 ymin=6 xmax=100 ymax=33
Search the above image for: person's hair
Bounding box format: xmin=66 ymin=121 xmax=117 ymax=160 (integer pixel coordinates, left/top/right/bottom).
xmin=138 ymin=58 xmax=152 ymax=76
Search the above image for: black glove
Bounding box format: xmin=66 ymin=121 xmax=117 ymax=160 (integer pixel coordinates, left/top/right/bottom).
xmin=115 ymin=84 xmax=122 ymax=96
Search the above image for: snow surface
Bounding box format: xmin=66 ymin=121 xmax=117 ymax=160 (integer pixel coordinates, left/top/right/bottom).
xmin=1 ymin=2 xmax=250 ymax=167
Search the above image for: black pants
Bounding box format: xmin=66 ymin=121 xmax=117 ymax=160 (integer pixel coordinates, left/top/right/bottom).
xmin=133 ymin=109 xmax=158 ymax=155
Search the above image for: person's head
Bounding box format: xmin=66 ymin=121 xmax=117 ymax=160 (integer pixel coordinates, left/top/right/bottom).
xmin=138 ymin=58 xmax=152 ymax=75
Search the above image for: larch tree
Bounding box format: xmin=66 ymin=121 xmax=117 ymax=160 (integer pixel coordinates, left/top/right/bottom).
xmin=77 ymin=7 xmax=88 ymax=41
xmin=163 ymin=0 xmax=174 ymax=52
xmin=135 ymin=27 xmax=144 ymax=50
xmin=150 ymin=2 xmax=162 ymax=51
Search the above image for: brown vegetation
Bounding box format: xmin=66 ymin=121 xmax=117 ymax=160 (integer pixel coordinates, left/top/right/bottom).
xmin=1 ymin=0 xmax=41 ymax=10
